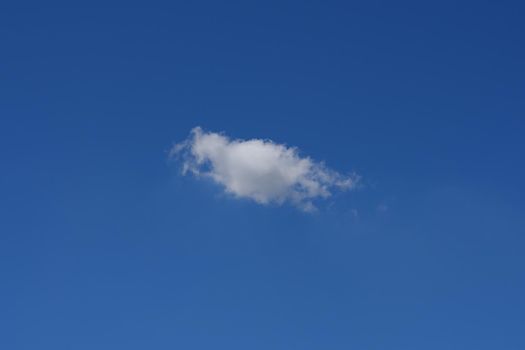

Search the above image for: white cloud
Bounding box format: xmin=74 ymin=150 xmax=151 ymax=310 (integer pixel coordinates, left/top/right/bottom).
xmin=171 ymin=127 xmax=359 ymax=211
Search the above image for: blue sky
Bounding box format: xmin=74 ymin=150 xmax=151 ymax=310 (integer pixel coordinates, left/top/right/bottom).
xmin=1 ymin=1 xmax=524 ymax=349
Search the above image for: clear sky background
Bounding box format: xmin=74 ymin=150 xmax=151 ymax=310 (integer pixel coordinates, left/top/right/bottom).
xmin=1 ymin=1 xmax=524 ymax=349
